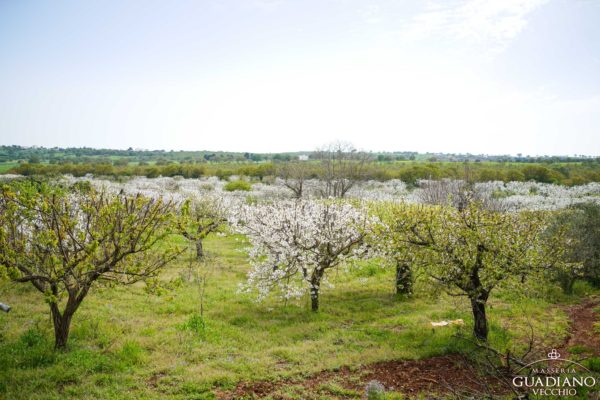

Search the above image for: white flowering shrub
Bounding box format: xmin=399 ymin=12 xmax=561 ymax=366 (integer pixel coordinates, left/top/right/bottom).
xmin=231 ymin=199 xmax=373 ymax=311
xmin=347 ymin=179 xmax=408 ymax=202
xmin=25 ymin=174 xmax=600 ymax=212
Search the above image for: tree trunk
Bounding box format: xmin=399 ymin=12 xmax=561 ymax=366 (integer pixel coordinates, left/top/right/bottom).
xmin=565 ymin=278 xmax=575 ymax=295
xmin=395 ymin=263 xmax=412 ymax=295
xmin=469 ymin=249 xmax=489 ymax=341
xmin=310 ymin=287 xmax=319 ymax=312
xmin=50 ymin=304 xmax=74 ymax=349
xmin=310 ymin=268 xmax=324 ymax=312
xmin=470 ymin=293 xmax=489 ymax=341
xmin=196 ymin=238 xmax=204 ymax=260
xmin=558 ymin=272 xmax=576 ymax=294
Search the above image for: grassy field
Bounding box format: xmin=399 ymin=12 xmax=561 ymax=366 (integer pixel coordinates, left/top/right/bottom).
xmin=0 ymin=234 xmax=574 ymax=399
xmin=0 ymin=162 xmax=18 ymax=173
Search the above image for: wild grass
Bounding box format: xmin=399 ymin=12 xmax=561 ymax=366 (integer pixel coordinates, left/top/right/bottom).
xmin=0 ymin=234 xmax=572 ymax=399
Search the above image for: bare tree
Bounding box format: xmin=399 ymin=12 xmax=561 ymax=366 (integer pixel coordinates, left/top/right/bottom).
xmin=313 ymin=141 xmax=371 ymax=198
xmin=416 ymin=179 xmax=506 ymax=212
xmin=277 ymin=161 xmax=313 ymax=199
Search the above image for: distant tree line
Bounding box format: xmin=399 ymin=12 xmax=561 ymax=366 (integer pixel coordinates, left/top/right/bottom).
xmin=2 ymin=145 xmax=598 ymax=165
xmin=2 ymin=144 xmax=600 ymax=185
xmin=0 ymin=145 xmax=300 ymax=164
xmin=7 ymin=159 xmax=600 ymax=186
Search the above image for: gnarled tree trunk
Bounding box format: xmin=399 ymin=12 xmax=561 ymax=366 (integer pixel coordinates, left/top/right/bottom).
xmin=470 ymin=293 xmax=489 ymax=341
xmin=469 ymin=248 xmax=490 ymax=341
xmin=50 ymin=303 xmax=76 ymax=349
xmin=49 ymin=288 xmax=87 ymax=349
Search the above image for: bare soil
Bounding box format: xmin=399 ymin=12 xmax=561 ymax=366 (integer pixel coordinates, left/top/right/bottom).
xmin=218 ymin=354 xmax=504 ymax=399
xmin=558 ymin=295 xmax=600 ymax=358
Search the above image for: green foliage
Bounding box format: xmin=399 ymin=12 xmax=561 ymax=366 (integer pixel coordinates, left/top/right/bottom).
xmin=223 ymin=180 xmax=252 ymax=192
xmin=373 ymin=200 xmax=560 ymax=339
xmin=545 ymin=202 xmax=600 ymax=292
xmin=177 ymin=197 xmax=227 ymax=243
xmin=0 ymin=180 xmax=180 ymax=348
xmin=584 ymin=357 xmax=600 ymax=373
xmin=374 ymin=202 xmax=554 ymax=295
xmin=522 ymin=165 xmax=561 ymax=183
xmin=3 ymin=144 xmax=600 ymax=186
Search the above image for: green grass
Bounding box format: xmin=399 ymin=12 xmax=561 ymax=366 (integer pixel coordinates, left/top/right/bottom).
xmin=0 ymin=234 xmax=572 ymax=399
xmin=0 ymin=162 xmax=18 ymax=173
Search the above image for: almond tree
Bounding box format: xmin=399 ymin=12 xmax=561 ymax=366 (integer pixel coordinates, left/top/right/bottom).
xmin=232 ymin=200 xmax=372 ymax=311
xmin=0 ymin=181 xmax=179 ymax=348
xmin=544 ymin=202 xmax=600 ymax=293
xmin=378 ymin=201 xmax=559 ymax=340
xmin=375 ymin=180 xmax=503 ymax=296
xmin=176 ymin=195 xmax=228 ymax=259
xmin=370 ymin=211 xmax=414 ymax=296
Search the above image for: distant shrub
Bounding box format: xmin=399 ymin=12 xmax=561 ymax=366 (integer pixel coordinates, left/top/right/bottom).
xmin=224 ymin=180 xmax=252 ymax=192
xmin=505 ymin=169 xmax=525 ymax=182
xmin=522 ymin=165 xmax=560 ymax=183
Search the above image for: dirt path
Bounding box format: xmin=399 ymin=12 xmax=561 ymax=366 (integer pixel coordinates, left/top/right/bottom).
xmin=558 ymin=295 xmax=600 ymax=358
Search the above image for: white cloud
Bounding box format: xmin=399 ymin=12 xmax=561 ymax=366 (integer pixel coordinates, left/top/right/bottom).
xmin=400 ymin=0 xmax=548 ymax=55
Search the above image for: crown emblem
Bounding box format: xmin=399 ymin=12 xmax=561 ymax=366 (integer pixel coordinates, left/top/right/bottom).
xmin=547 ymin=349 xmax=561 ymax=360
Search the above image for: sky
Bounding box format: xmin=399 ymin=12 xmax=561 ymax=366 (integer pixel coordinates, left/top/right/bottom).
xmin=0 ymin=0 xmax=599 ymax=156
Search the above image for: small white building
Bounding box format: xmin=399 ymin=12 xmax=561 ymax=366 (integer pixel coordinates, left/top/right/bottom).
xmin=298 ymin=154 xmax=309 ymax=161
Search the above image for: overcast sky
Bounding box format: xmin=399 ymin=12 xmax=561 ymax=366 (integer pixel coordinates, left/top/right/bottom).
xmin=1 ymin=0 xmax=599 ymax=155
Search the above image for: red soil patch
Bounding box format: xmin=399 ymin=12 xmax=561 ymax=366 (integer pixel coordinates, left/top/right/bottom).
xmin=218 ymin=354 xmax=504 ymax=399
xmin=558 ymin=295 xmax=600 ymax=358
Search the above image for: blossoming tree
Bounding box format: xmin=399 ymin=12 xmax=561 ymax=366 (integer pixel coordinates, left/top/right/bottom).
xmin=0 ymin=180 xmax=179 ymax=348
xmin=378 ymin=200 xmax=561 ymax=340
xmin=233 ymin=200 xmax=372 ymax=311
xmin=176 ymin=195 xmax=229 ymax=259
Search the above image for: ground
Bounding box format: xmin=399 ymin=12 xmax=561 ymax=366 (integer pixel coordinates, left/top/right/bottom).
xmin=0 ymin=234 xmax=594 ymax=399
xmin=220 ymin=297 xmax=600 ymax=399
xmin=558 ymin=296 xmax=600 ymax=359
